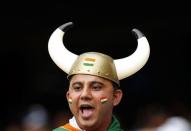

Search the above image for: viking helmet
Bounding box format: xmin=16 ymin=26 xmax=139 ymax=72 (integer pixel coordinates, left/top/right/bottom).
xmin=48 ymin=22 xmax=150 ymax=86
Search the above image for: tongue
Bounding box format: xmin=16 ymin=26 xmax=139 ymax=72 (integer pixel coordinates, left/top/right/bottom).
xmin=81 ymin=109 xmax=93 ymax=118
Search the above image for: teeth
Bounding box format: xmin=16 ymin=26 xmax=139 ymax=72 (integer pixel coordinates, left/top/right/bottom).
xmin=80 ymin=104 xmax=92 ymax=108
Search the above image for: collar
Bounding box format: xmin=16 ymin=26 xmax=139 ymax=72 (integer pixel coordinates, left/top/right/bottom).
xmin=69 ymin=116 xmax=83 ymax=130
xmin=69 ymin=115 xmax=123 ymax=131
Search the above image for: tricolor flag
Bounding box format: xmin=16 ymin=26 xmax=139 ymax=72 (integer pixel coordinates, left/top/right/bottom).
xmin=100 ymin=96 xmax=108 ymax=104
xmin=83 ymin=57 xmax=96 ymax=66
xmin=68 ymin=98 xmax=72 ymax=104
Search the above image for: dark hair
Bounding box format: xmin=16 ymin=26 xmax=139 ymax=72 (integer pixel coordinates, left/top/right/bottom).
xmin=112 ymin=82 xmax=120 ymax=90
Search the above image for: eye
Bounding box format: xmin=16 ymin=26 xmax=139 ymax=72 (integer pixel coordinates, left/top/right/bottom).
xmin=92 ymin=84 xmax=102 ymax=91
xmin=72 ymin=85 xmax=82 ymax=91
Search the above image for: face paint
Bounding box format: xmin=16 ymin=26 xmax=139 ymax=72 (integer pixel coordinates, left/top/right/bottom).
xmin=100 ymin=96 xmax=108 ymax=104
xmin=68 ymin=98 xmax=72 ymax=104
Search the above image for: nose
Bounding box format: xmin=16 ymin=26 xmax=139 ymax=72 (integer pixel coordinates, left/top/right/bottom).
xmin=80 ymin=86 xmax=92 ymax=101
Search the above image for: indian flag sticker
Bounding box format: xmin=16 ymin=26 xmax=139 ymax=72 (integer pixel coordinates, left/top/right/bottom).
xmin=83 ymin=57 xmax=96 ymax=67
xmin=100 ymin=96 xmax=108 ymax=104
xmin=68 ymin=98 xmax=72 ymax=104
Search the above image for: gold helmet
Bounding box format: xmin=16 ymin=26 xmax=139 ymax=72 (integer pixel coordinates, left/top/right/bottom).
xmin=68 ymin=52 xmax=119 ymax=85
xmin=48 ymin=22 xmax=150 ymax=86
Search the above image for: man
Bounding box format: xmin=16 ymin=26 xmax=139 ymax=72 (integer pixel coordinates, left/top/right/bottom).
xmin=48 ymin=22 xmax=150 ymax=131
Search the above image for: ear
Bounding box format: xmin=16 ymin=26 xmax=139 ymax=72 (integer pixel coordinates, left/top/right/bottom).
xmin=113 ymin=89 xmax=123 ymax=106
xmin=66 ymin=91 xmax=70 ymax=100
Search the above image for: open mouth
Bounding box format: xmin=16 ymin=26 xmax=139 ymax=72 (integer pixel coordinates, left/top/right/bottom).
xmin=79 ymin=104 xmax=95 ymax=119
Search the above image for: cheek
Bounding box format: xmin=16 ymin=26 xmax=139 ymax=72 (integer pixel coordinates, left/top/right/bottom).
xmin=68 ymin=94 xmax=81 ymax=113
xmin=96 ymin=95 xmax=113 ymax=115
xmin=97 ymin=90 xmax=114 ymax=104
xmin=100 ymin=96 xmax=109 ymax=104
xmin=68 ymin=93 xmax=81 ymax=104
xmin=97 ymin=94 xmax=114 ymax=105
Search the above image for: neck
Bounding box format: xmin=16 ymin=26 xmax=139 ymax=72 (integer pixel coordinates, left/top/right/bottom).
xmin=85 ymin=115 xmax=112 ymax=131
xmin=70 ymin=114 xmax=113 ymax=131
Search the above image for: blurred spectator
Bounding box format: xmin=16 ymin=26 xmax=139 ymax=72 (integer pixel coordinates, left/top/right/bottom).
xmin=157 ymin=116 xmax=191 ymax=131
xmin=21 ymin=104 xmax=51 ymax=131
xmin=132 ymin=102 xmax=191 ymax=131
xmin=51 ymin=109 xmax=72 ymax=129
xmin=132 ymin=104 xmax=168 ymax=131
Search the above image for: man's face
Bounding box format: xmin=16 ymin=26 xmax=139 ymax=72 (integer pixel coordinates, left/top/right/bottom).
xmin=66 ymin=74 xmax=122 ymax=130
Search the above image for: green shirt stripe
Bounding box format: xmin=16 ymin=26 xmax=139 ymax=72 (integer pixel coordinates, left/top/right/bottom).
xmin=52 ymin=127 xmax=68 ymax=131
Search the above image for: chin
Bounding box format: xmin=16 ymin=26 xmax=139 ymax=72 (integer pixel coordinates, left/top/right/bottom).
xmin=77 ymin=117 xmax=98 ymax=130
xmin=80 ymin=124 xmax=97 ymax=131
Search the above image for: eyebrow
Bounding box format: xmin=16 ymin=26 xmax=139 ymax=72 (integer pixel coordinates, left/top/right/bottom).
xmin=91 ymin=81 xmax=104 ymax=86
xmin=71 ymin=81 xmax=104 ymax=86
xmin=71 ymin=82 xmax=83 ymax=87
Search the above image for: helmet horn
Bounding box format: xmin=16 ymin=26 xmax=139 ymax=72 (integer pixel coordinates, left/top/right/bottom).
xmin=114 ymin=29 xmax=150 ymax=80
xmin=48 ymin=22 xmax=78 ymax=74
